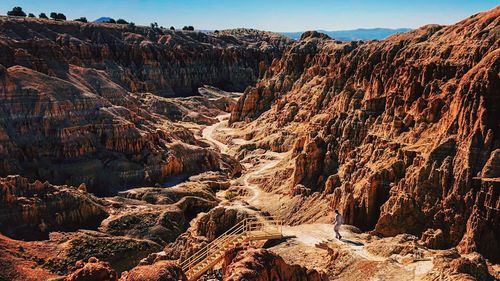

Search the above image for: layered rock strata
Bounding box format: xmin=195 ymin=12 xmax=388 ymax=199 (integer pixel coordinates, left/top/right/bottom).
xmin=0 ymin=17 xmax=286 ymax=194
xmin=0 ymin=175 xmax=107 ymax=240
xmin=0 ymin=18 xmax=291 ymax=96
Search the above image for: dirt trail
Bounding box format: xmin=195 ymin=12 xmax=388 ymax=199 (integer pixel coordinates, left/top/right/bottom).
xmin=201 ymin=113 xmax=434 ymax=280
xmin=202 ymin=114 xmax=230 ymax=154
xmin=202 ymin=114 xmax=286 ymax=208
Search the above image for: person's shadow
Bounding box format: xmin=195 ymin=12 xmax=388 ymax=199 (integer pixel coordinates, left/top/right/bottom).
xmin=340 ymin=239 xmax=364 ymax=246
xmin=263 ymin=235 xmax=296 ymax=248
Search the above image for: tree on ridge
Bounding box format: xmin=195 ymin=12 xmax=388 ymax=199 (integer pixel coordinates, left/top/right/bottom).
xmin=50 ymin=12 xmax=66 ymax=21
xmin=75 ymin=17 xmax=88 ymax=23
xmin=7 ymin=7 xmax=26 ymax=17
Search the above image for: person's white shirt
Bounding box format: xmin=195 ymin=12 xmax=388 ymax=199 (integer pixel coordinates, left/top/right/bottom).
xmin=334 ymin=213 xmax=343 ymax=226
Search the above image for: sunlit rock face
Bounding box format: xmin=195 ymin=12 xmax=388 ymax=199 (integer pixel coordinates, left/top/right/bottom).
xmin=120 ymin=260 xmax=186 ymax=281
xmin=230 ymin=7 xmax=500 ymax=261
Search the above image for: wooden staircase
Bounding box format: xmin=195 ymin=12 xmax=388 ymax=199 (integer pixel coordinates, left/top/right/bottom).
xmin=179 ymin=216 xmax=282 ymax=281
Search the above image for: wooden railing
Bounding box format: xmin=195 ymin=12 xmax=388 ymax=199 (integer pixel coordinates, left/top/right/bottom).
xmin=179 ymin=216 xmax=282 ymax=281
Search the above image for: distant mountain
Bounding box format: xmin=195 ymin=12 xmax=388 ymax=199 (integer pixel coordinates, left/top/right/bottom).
xmin=94 ymin=17 xmax=114 ymax=23
xmin=281 ymin=28 xmax=411 ymax=41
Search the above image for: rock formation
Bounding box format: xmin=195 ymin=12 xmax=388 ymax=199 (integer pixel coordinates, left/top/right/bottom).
xmin=120 ymin=260 xmax=186 ymax=281
xmin=65 ymin=257 xmax=119 ymax=281
xmin=0 ymin=173 xmax=230 ymax=278
xmin=230 ymin=7 xmax=500 ymax=262
xmin=0 ymin=6 xmax=499 ymax=281
xmin=163 ymin=206 xmax=254 ymax=261
xmin=0 ymin=62 xmax=229 ymax=194
xmin=101 ymin=176 xmax=222 ymax=245
xmin=0 ymin=175 xmax=107 ymax=240
xmin=222 ymin=246 xmax=326 ymax=281
xmin=0 ymin=18 xmax=290 ymax=96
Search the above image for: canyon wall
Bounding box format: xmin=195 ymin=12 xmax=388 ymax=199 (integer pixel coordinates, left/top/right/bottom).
xmin=230 ymin=7 xmax=500 ymax=261
xmin=0 ymin=18 xmax=285 ymax=194
xmin=0 ymin=18 xmax=290 ymax=96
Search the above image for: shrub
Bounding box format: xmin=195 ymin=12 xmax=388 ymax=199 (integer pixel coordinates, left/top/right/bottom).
xmin=225 ymin=190 xmax=238 ymax=200
xmin=7 ymin=7 xmax=26 ymax=17
xmin=150 ymin=22 xmax=158 ymax=29
xmin=39 ymin=13 xmax=48 ymax=19
xmin=127 ymin=22 xmax=136 ymax=29
xmin=170 ymin=26 xmax=175 ymax=30
xmin=116 ymin=19 xmax=128 ymax=24
xmin=74 ymin=17 xmax=87 ymax=23
xmin=49 ymin=12 xmax=66 ymax=20
xmin=28 ymin=13 xmax=35 ymax=18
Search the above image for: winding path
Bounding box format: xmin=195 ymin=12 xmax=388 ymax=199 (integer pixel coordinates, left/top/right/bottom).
xmin=201 ymin=114 xmax=286 ymax=206
xmin=201 ymin=114 xmax=230 ymax=154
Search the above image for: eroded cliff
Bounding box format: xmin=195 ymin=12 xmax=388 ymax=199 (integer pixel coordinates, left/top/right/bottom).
xmin=230 ymin=7 xmax=500 ymax=262
xmin=0 ymin=18 xmax=290 ymax=194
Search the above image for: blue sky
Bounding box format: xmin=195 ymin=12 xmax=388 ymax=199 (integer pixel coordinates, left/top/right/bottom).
xmin=0 ymin=1 xmax=498 ymax=31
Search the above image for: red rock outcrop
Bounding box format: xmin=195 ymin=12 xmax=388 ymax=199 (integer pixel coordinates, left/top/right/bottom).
xmin=230 ymin=7 xmax=500 ymax=262
xmin=66 ymin=257 xmax=118 ymax=281
xmin=222 ymin=246 xmax=327 ymax=281
xmin=425 ymin=249 xmax=495 ymax=281
xmin=120 ymin=260 xmax=186 ymax=281
xmin=0 ymin=175 xmax=107 ymax=240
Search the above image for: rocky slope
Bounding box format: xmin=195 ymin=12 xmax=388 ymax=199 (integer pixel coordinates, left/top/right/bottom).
xmin=0 ymin=17 xmax=289 ymax=194
xmin=0 ymin=173 xmax=227 ymax=279
xmin=230 ymin=6 xmax=500 ymax=263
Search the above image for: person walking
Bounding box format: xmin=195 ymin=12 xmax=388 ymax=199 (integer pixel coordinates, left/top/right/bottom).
xmin=333 ymin=209 xmax=343 ymax=240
